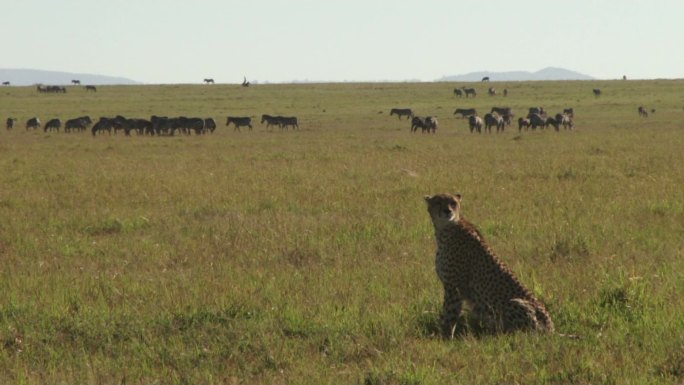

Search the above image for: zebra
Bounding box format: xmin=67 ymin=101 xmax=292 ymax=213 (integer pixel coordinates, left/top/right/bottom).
xmin=43 ymin=118 xmax=62 ymax=132
xmin=204 ymin=78 xmax=215 ymax=84
xmin=424 ymin=116 xmax=438 ymax=134
xmin=279 ymin=116 xmax=298 ymax=130
xmin=468 ymin=115 xmax=483 ymax=133
xmin=528 ymin=114 xmax=546 ymax=130
xmin=226 ymin=116 xmax=252 ymax=131
xmin=204 ymin=118 xmax=217 ymax=133
xmin=390 ymin=108 xmax=413 ymax=119
xmin=6 ymin=117 xmax=16 ymax=130
xmin=487 ymin=87 xmax=496 ymax=96
xmin=593 ymin=88 xmax=601 ymax=97
xmin=518 ymin=117 xmax=530 ymax=132
xmin=563 ymin=108 xmax=574 ymax=118
xmin=26 ymin=117 xmax=41 ymax=130
xmin=85 ymin=85 xmax=97 ymax=92
xmin=410 ymin=116 xmax=425 ymax=133
xmin=453 ymin=88 xmax=463 ymax=97
xmin=482 ymin=76 xmax=490 ymax=82
xmin=463 ymin=87 xmax=477 ymax=98
xmin=483 ymin=113 xmax=504 ymax=133
xmin=71 ymin=79 xmax=81 ymax=85
xmin=453 ymin=108 xmax=477 ymax=118
xmin=64 ymin=116 xmax=92 ymax=133
xmin=491 ymin=107 xmax=511 ymax=116
xmin=556 ymin=113 xmax=574 ymax=130
xmin=261 ymin=114 xmax=282 ymax=128
xmin=638 ymin=106 xmax=648 ymax=117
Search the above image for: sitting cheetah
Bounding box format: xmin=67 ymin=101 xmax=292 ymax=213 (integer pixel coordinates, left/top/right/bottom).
xmin=424 ymin=193 xmax=554 ymax=338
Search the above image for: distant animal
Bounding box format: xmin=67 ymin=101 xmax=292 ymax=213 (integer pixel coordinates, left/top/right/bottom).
xmin=92 ymin=117 xmax=115 ymax=136
xmin=390 ymin=108 xmax=413 ymax=120
xmin=261 ymin=114 xmax=282 ymax=128
xmin=638 ymin=106 xmax=648 ymax=117
xmin=453 ymin=108 xmax=477 ymax=118
xmin=491 ymin=107 xmax=511 ymax=116
xmin=528 ymin=107 xmax=545 ymax=116
xmin=468 ymin=115 xmax=483 ymax=133
xmin=424 ymin=193 xmax=554 ymax=337
xmin=593 ymin=88 xmax=601 ymax=97
xmin=487 ymin=87 xmax=497 ymax=96
xmin=463 ymin=87 xmax=477 ymax=98
xmin=279 ymin=116 xmax=299 ymax=130
xmin=26 ymin=117 xmax=41 ymax=130
xmin=226 ymin=116 xmax=252 ymax=131
xmin=204 ymin=78 xmax=215 ymax=84
xmin=563 ymin=108 xmax=574 ymax=118
xmin=517 ymin=117 xmax=530 ymax=131
xmin=204 ymin=118 xmax=217 ymax=133
xmin=71 ymin=79 xmax=81 ymax=85
xmin=528 ymin=114 xmax=546 ymax=130
xmin=545 ymin=116 xmax=560 ymax=131
xmin=411 ymin=116 xmax=425 ymax=133
xmin=424 ymin=116 xmax=438 ymax=134
xmin=481 ymin=76 xmax=490 ymax=82
xmin=453 ymin=88 xmax=463 ymax=97
xmin=2 ymin=81 xmax=9 ymax=86
xmin=242 ymin=77 xmax=250 ymax=87
xmin=484 ymin=113 xmax=504 ymax=133
xmin=64 ymin=116 xmax=92 ymax=132
xmin=85 ymin=85 xmax=97 ymax=92
xmin=6 ymin=117 xmax=16 ymax=130
xmin=503 ymin=89 xmax=508 ymax=97
xmin=556 ymin=113 xmax=574 ymax=130
xmin=43 ymin=118 xmax=62 ymax=132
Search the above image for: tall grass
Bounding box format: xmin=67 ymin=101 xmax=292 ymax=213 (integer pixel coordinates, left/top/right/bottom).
xmin=0 ymin=80 xmax=683 ymax=384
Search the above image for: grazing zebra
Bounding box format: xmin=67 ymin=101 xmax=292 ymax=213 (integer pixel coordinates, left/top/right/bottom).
xmin=226 ymin=116 xmax=252 ymax=131
xmin=484 ymin=113 xmax=504 ymax=133
xmin=2 ymin=81 xmax=9 ymax=86
xmin=463 ymin=87 xmax=477 ymax=98
xmin=43 ymin=118 xmax=62 ymax=132
xmin=468 ymin=115 xmax=483 ymax=133
xmin=204 ymin=78 xmax=215 ymax=84
xmin=638 ymin=106 xmax=648 ymax=117
xmin=518 ymin=117 xmax=530 ymax=132
xmin=528 ymin=107 xmax=545 ymax=116
xmin=482 ymin=76 xmax=490 ymax=82
xmin=593 ymin=88 xmax=601 ymax=97
xmin=64 ymin=116 xmax=92 ymax=133
xmin=6 ymin=117 xmax=16 ymax=130
xmin=26 ymin=117 xmax=41 ymax=130
xmin=85 ymin=85 xmax=97 ymax=92
xmin=563 ymin=108 xmax=574 ymax=118
xmin=390 ymin=108 xmax=413 ymax=120
xmin=453 ymin=88 xmax=463 ymax=97
xmin=488 ymin=87 xmax=496 ymax=96
xmin=280 ymin=116 xmax=299 ymax=130
xmin=453 ymin=108 xmax=477 ymax=118
xmin=71 ymin=79 xmax=81 ymax=85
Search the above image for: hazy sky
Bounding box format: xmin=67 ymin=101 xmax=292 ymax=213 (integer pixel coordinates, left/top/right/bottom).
xmin=3 ymin=0 xmax=683 ymax=83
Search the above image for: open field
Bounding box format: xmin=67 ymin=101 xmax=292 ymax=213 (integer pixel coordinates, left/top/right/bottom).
xmin=1 ymin=80 xmax=684 ymax=384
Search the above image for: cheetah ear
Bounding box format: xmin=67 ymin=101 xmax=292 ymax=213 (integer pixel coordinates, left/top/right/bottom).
xmin=454 ymin=193 xmax=462 ymax=201
xmin=424 ymin=195 xmax=433 ymax=203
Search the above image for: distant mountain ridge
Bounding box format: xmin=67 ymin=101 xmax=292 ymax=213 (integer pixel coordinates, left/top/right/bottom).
xmin=437 ymin=67 xmax=594 ymax=82
xmin=0 ymin=68 xmax=140 ymax=86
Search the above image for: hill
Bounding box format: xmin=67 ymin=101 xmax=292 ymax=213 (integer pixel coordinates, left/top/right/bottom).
xmin=0 ymin=68 xmax=140 ymax=86
xmin=437 ymin=67 xmax=595 ymax=82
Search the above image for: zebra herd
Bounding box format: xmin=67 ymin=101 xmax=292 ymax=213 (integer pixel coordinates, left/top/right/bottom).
xmin=389 ymin=105 xmax=576 ymax=134
xmin=6 ymin=114 xmax=300 ymax=135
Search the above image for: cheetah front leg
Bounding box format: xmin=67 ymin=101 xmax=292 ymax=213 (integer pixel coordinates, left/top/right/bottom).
xmin=441 ymin=285 xmax=463 ymax=339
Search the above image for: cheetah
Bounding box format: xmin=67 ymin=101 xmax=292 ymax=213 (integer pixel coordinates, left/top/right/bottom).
xmin=424 ymin=193 xmax=554 ymax=338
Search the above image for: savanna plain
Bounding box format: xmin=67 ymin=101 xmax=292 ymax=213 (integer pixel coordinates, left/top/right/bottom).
xmin=0 ymin=79 xmax=683 ymax=384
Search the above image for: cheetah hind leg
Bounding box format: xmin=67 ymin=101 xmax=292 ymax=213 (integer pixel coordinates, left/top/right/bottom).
xmin=502 ymin=298 xmax=545 ymax=333
xmin=441 ymin=299 xmax=464 ymax=339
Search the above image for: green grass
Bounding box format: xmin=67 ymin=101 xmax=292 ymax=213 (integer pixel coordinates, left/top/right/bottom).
xmin=1 ymin=80 xmax=683 ymax=384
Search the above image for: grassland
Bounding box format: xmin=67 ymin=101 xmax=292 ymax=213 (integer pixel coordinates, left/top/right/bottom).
xmin=0 ymin=79 xmax=683 ymax=384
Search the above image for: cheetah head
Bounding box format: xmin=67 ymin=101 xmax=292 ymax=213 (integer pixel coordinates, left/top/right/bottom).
xmin=424 ymin=193 xmax=462 ymax=229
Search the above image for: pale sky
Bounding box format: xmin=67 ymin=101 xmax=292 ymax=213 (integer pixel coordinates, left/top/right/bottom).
xmin=3 ymin=0 xmax=683 ymax=83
